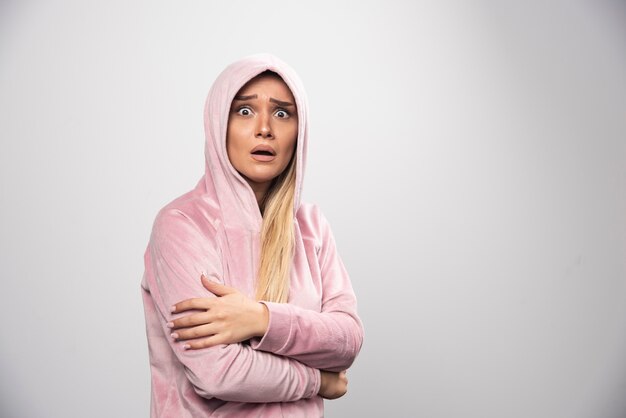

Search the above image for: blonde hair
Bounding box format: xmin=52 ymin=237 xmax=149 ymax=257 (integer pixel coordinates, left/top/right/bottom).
xmin=246 ymin=70 xmax=298 ymax=303
xmin=255 ymin=151 xmax=297 ymax=303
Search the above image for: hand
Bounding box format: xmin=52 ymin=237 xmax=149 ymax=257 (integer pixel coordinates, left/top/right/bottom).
xmin=318 ymin=370 xmax=348 ymax=399
xmin=167 ymin=274 xmax=269 ymax=350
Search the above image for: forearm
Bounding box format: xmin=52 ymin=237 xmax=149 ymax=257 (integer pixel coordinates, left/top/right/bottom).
xmin=146 ymin=282 xmax=321 ymax=403
xmin=180 ymin=339 xmax=321 ymax=402
xmin=250 ymin=300 xmax=364 ymax=371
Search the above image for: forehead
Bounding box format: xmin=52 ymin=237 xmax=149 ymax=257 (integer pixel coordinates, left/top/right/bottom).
xmin=237 ymin=74 xmax=295 ymax=99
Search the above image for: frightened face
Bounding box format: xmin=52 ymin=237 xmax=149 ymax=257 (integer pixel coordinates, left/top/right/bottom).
xmin=226 ymin=72 xmax=298 ymax=197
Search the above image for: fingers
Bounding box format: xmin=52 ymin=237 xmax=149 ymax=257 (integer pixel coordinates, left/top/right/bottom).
xmin=171 ymin=298 xmax=213 ymax=313
xmin=170 ymin=323 xmax=217 ymax=342
xmin=179 ymin=334 xmax=225 ymax=350
xmin=167 ymin=311 xmax=212 ymax=330
xmin=201 ymin=274 xmax=238 ymax=296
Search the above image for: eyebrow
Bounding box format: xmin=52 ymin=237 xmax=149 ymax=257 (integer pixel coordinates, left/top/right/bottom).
xmin=233 ymin=94 xmax=295 ymax=107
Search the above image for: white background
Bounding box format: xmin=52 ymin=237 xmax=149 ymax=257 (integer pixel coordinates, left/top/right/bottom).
xmin=1 ymin=1 xmax=625 ymax=417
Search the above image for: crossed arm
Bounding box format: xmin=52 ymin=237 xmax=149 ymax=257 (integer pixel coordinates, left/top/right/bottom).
xmin=146 ymin=207 xmax=362 ymax=402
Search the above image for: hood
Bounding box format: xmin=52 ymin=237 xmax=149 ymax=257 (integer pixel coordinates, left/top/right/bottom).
xmin=200 ymin=53 xmax=309 ymax=233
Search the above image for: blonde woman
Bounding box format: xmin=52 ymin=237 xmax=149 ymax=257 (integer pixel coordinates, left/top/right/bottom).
xmin=141 ymin=53 xmax=364 ymax=417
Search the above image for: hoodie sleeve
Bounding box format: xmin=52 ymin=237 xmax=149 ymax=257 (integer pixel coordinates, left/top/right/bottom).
xmin=250 ymin=206 xmax=364 ymax=372
xmin=143 ymin=208 xmax=321 ymax=403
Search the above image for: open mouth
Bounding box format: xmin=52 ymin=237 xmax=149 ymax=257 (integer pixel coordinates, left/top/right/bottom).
xmin=250 ymin=145 xmax=277 ymax=162
xmin=250 ymin=144 xmax=277 ymax=157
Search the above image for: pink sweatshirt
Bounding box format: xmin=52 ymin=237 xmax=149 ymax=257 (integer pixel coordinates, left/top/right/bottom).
xmin=140 ymin=53 xmax=364 ymax=417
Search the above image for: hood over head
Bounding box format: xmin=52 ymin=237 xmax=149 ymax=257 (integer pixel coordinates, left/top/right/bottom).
xmin=201 ymin=53 xmax=309 ymax=233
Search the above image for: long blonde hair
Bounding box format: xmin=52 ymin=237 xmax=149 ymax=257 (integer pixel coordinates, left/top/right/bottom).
xmin=255 ymin=149 xmax=297 ymax=303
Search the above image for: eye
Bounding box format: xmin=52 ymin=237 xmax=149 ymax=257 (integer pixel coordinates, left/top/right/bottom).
xmin=274 ymin=108 xmax=290 ymax=118
xmin=236 ymin=106 xmax=253 ymax=116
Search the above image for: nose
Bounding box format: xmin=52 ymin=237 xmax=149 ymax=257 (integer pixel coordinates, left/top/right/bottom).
xmin=255 ymin=112 xmax=273 ymax=139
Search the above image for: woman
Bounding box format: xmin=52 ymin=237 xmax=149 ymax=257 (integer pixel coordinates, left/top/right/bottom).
xmin=141 ymin=53 xmax=364 ymax=417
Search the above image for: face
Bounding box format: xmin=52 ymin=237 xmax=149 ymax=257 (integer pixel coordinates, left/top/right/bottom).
xmin=226 ymin=73 xmax=298 ymax=198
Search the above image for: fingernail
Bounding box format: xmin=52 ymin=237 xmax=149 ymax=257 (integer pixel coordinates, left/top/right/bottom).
xmin=166 ymin=322 xmax=174 ymax=328
xmin=170 ymin=332 xmax=179 ymax=339
xmin=170 ymin=305 xmax=176 ymax=313
xmin=183 ymin=344 xmax=190 ymax=350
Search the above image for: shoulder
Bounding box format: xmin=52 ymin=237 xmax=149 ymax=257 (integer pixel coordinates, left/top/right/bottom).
xmin=296 ymin=200 xmax=320 ymax=224
xmin=151 ymin=188 xmax=220 ymax=245
xmin=296 ymin=201 xmax=332 ymax=249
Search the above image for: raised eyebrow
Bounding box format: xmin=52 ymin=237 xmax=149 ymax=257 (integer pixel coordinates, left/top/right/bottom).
xmin=269 ymin=97 xmax=295 ymax=107
xmin=234 ymin=94 xmax=257 ymax=101
xmin=233 ymin=94 xmax=295 ymax=107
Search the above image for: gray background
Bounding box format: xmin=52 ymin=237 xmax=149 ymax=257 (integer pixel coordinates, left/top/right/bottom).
xmin=1 ymin=1 xmax=625 ymax=417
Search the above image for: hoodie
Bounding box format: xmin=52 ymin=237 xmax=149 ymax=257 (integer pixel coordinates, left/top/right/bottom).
xmin=140 ymin=53 xmax=364 ymax=417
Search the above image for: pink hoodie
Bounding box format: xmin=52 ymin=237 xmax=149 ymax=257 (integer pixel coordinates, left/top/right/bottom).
xmin=140 ymin=53 xmax=364 ymax=417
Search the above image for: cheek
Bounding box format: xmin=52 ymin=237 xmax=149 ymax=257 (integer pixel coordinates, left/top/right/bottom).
xmin=279 ymin=138 xmax=297 ymax=168
xmin=226 ymin=123 xmax=248 ymax=154
xmin=226 ymin=138 xmax=245 ymax=171
xmin=284 ymin=122 xmax=298 ymax=147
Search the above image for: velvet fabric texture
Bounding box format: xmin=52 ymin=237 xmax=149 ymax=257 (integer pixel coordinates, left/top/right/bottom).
xmin=141 ymin=53 xmax=364 ymax=417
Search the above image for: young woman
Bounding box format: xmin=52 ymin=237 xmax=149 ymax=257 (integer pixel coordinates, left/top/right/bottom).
xmin=141 ymin=53 xmax=364 ymax=417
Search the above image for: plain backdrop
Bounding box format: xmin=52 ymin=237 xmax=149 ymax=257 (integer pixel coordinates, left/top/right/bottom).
xmin=1 ymin=1 xmax=625 ymax=417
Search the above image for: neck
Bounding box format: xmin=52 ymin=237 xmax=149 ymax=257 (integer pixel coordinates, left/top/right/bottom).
xmin=244 ymin=177 xmax=271 ymax=209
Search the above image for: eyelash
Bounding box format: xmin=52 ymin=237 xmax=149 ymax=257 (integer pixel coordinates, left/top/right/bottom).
xmin=236 ymin=105 xmax=290 ymax=118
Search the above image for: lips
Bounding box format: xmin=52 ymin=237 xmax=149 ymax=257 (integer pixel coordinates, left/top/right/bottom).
xmin=251 ymin=144 xmax=276 ymax=156
xmin=250 ymin=144 xmax=277 ymax=162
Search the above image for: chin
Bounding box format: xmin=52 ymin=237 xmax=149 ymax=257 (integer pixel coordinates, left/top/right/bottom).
xmin=242 ymin=169 xmax=280 ymax=185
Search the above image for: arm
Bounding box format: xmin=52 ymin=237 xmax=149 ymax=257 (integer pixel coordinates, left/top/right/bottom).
xmin=250 ymin=206 xmax=364 ymax=372
xmin=144 ymin=208 xmax=321 ymax=403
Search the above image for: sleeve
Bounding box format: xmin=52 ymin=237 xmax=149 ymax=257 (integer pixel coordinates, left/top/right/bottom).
xmin=249 ymin=206 xmax=364 ymax=372
xmin=143 ymin=208 xmax=321 ymax=403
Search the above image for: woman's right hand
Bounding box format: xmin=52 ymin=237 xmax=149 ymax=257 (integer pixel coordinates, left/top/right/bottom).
xmin=318 ymin=370 xmax=348 ymax=399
